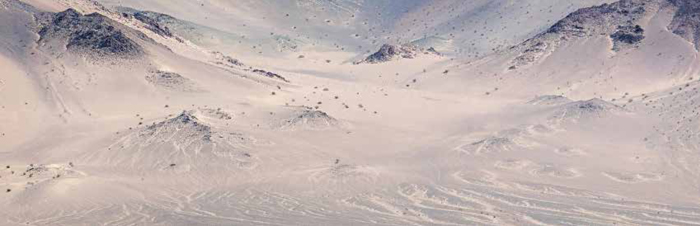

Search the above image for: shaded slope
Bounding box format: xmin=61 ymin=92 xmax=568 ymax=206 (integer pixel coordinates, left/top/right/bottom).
xmin=37 ymin=8 xmax=148 ymax=58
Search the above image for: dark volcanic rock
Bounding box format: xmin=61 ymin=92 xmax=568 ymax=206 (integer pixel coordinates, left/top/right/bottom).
xmin=511 ymin=0 xmax=658 ymax=66
xmin=358 ymin=43 xmax=439 ymax=64
xmin=546 ymin=0 xmax=648 ymax=37
xmin=668 ymin=0 xmax=700 ymax=50
xmin=133 ymin=11 xmax=173 ymax=38
xmin=513 ymin=0 xmax=700 ymax=67
xmin=362 ymin=44 xmax=416 ymax=64
xmin=426 ymin=47 xmax=441 ymax=55
xmin=610 ymin=25 xmax=645 ymax=50
xmin=251 ymin=69 xmax=290 ymax=83
xmin=38 ymin=8 xmax=144 ymax=58
xmin=364 ymin=44 xmax=417 ymax=63
xmin=212 ymin=51 xmax=244 ymax=67
xmin=116 ymin=7 xmax=192 ymax=43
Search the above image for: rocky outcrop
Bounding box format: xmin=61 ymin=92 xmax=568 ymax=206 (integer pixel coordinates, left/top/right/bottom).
xmin=511 ymin=0 xmax=658 ymax=67
xmin=278 ymin=108 xmax=342 ymax=130
xmin=511 ymin=0 xmax=700 ymax=68
xmin=141 ymin=111 xmax=213 ymax=140
xmin=668 ymin=0 xmax=700 ymax=50
xmin=365 ymin=44 xmax=418 ymax=63
xmin=132 ymin=11 xmax=173 ymax=38
xmin=545 ymin=0 xmax=650 ymax=36
xmin=212 ymin=49 xmax=288 ymax=83
xmin=610 ymin=25 xmax=645 ymax=51
xmin=116 ymin=7 xmax=176 ymax=39
xmin=356 ymin=43 xmax=441 ymax=64
xmin=251 ymin=69 xmax=290 ymax=83
xmin=37 ymin=8 xmax=145 ymax=58
xmin=83 ymin=110 xmax=259 ymax=170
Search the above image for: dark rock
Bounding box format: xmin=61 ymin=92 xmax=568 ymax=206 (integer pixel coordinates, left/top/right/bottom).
xmin=38 ymin=8 xmax=144 ymax=57
xmin=211 ymin=51 xmax=245 ymax=67
xmin=133 ymin=11 xmax=173 ymax=37
xmin=251 ymin=69 xmax=290 ymax=83
xmin=668 ymin=0 xmax=700 ymax=50
xmin=610 ymin=25 xmax=645 ymax=50
xmin=512 ymin=0 xmax=656 ymax=65
xmin=546 ymin=0 xmax=647 ymax=37
xmin=425 ymin=47 xmax=441 ymax=55
xmin=360 ymin=44 xmax=419 ymax=64
xmin=357 ymin=43 xmax=442 ymax=64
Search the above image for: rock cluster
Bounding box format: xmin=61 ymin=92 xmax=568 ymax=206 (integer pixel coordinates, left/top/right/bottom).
xmin=512 ymin=0 xmax=657 ymax=66
xmin=357 ymin=43 xmax=440 ymax=64
xmin=38 ymin=9 xmax=144 ymax=58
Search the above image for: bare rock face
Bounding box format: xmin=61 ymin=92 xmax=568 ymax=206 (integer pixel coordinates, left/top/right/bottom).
xmin=512 ymin=0 xmax=658 ymax=67
xmin=512 ymin=0 xmax=700 ymax=68
xmin=546 ymin=0 xmax=649 ymax=37
xmin=610 ymin=25 xmax=645 ymax=51
xmin=364 ymin=44 xmax=419 ymax=63
xmin=37 ymin=8 xmax=145 ymax=58
xmin=116 ymin=7 xmax=176 ymax=38
xmin=212 ymin=51 xmax=244 ymax=67
xmin=357 ymin=43 xmax=440 ymax=64
xmin=132 ymin=11 xmax=173 ymax=38
xmin=668 ymin=0 xmax=700 ymax=50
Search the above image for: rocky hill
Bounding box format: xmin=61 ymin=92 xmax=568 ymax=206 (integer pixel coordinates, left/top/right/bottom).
xmin=37 ymin=8 xmax=148 ymax=58
xmin=511 ymin=0 xmax=662 ymax=67
xmin=668 ymin=0 xmax=700 ymax=50
xmin=356 ymin=43 xmax=440 ymax=64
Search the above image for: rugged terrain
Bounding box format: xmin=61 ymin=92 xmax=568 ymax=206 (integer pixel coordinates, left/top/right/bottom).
xmin=2 ymin=0 xmax=700 ymax=225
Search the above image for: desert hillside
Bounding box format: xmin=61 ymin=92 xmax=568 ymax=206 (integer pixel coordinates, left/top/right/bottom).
xmin=2 ymin=0 xmax=700 ymax=225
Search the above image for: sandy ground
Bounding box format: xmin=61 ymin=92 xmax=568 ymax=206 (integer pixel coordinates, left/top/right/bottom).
xmin=2 ymin=0 xmax=700 ymax=225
